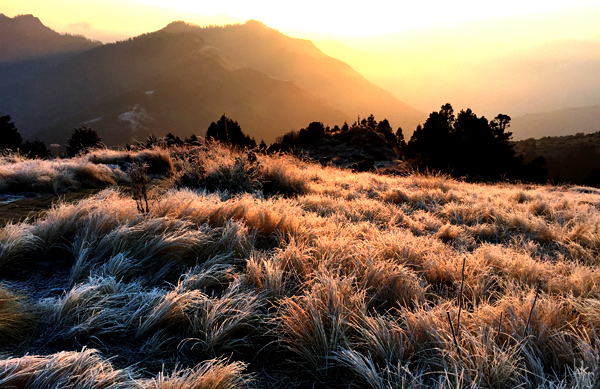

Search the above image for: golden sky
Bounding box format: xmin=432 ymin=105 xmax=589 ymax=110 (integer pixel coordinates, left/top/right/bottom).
xmin=3 ymin=0 xmax=599 ymax=119
xmin=2 ymin=0 xmax=599 ymax=42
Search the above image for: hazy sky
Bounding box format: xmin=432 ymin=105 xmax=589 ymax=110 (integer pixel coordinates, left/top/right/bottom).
xmin=2 ymin=0 xmax=599 ymax=121
xmin=2 ymin=0 xmax=599 ymax=42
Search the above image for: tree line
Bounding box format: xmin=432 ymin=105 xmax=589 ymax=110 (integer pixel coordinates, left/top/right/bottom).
xmin=1 ymin=107 xmax=548 ymax=183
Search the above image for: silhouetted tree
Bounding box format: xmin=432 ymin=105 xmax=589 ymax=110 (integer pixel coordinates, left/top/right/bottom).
xmin=406 ymin=103 xmax=455 ymax=171
xmin=206 ymin=114 xmax=254 ymax=148
xmin=396 ymin=127 xmax=407 ymax=150
xmin=366 ymin=114 xmax=377 ymax=129
xmin=376 ymin=119 xmax=392 ymax=134
xmin=21 ymin=139 xmax=50 ymax=159
xmin=407 ymin=103 xmax=531 ymax=181
xmin=66 ymin=127 xmax=104 ymax=157
xmin=0 ymin=114 xmax=22 ymax=151
xmin=583 ymin=169 xmax=600 ymax=188
xmin=300 ymin=122 xmax=325 ymax=144
xmin=521 ymin=155 xmax=548 ymax=183
xmin=341 ymin=122 xmax=349 ymax=132
xmin=166 ymin=133 xmax=183 ymax=147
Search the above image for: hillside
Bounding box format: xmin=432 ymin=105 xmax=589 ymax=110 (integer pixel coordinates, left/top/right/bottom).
xmin=0 ymin=19 xmax=424 ymax=146
xmin=1 ymin=144 xmax=600 ymax=387
xmin=0 ymin=14 xmax=101 ymax=86
xmin=514 ymin=131 xmax=600 ymax=185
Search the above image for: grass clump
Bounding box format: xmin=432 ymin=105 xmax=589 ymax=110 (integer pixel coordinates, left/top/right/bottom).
xmin=0 ymin=286 xmax=35 ymax=346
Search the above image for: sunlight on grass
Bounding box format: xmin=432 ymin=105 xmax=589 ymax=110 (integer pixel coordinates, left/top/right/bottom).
xmin=1 ymin=143 xmax=600 ymax=386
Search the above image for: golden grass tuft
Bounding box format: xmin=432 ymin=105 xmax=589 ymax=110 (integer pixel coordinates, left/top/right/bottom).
xmin=144 ymin=358 xmax=251 ymax=389
xmin=0 ymin=286 xmax=34 ymax=345
xmin=0 ymin=348 xmax=132 ymax=388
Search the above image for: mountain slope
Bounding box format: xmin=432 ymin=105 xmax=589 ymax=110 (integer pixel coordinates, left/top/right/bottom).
xmin=511 ymin=105 xmax=600 ymax=140
xmin=176 ymin=21 xmax=424 ymax=132
xmin=514 ymin=130 xmax=600 ymax=184
xmin=0 ymin=19 xmax=423 ymax=146
xmin=0 ymin=14 xmax=101 ymax=86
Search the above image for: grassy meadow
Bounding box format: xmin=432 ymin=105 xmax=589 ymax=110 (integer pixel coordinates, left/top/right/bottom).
xmin=1 ymin=143 xmax=600 ymax=388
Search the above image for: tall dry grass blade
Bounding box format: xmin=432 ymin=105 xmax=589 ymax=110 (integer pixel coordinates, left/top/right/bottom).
xmin=457 ymin=257 xmax=466 ymax=336
xmin=447 ymin=311 xmax=461 ymax=356
xmin=524 ymin=281 xmax=541 ymax=338
xmin=497 ymin=311 xmax=503 ymax=343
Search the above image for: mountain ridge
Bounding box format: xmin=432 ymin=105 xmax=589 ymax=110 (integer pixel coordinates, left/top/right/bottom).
xmin=0 ymin=13 xmax=100 ymax=62
xmin=0 ymin=17 xmax=424 ymax=146
xmin=0 ymin=13 xmax=101 ymax=87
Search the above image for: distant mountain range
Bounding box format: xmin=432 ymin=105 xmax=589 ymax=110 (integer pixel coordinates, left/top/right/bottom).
xmin=510 ymin=105 xmax=600 ymax=140
xmin=0 ymin=15 xmax=424 ymax=146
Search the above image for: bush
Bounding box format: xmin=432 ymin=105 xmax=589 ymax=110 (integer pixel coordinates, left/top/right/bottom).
xmin=66 ymin=127 xmax=104 ymax=157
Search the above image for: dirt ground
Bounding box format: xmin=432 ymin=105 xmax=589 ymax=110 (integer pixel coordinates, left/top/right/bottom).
xmin=0 ymin=189 xmax=100 ymax=228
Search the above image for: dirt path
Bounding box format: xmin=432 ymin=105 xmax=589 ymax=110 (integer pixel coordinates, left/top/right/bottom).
xmin=0 ymin=189 xmax=100 ymax=227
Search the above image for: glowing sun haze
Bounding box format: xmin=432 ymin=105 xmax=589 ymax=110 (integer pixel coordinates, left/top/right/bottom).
xmin=2 ymin=0 xmax=599 ymax=41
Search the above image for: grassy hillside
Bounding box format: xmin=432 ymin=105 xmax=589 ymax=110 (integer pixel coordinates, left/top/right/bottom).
xmin=1 ymin=144 xmax=600 ymax=387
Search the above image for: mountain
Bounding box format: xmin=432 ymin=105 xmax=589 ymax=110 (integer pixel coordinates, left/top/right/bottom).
xmin=514 ymin=131 xmax=600 ymax=184
xmin=0 ymin=14 xmax=101 ymax=86
xmin=0 ymin=19 xmax=424 ymax=146
xmin=510 ymin=105 xmax=600 ymax=141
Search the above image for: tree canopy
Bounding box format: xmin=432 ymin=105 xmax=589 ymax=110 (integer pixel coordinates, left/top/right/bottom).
xmin=206 ymin=114 xmax=255 ymax=148
xmin=0 ymin=114 xmax=23 ymax=151
xmin=407 ymin=104 xmax=543 ymax=181
xmin=66 ymin=127 xmax=104 ymax=157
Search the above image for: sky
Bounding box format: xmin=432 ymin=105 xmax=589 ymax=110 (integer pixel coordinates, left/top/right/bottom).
xmin=2 ymin=0 xmax=599 ymax=124
xmin=1 ymin=0 xmax=599 ymax=42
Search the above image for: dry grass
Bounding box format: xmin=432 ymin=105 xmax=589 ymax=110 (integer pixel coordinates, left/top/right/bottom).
xmin=1 ymin=143 xmax=600 ymax=387
xmin=0 ymin=286 xmax=34 ymax=345
xmin=0 ymin=157 xmax=127 ymax=194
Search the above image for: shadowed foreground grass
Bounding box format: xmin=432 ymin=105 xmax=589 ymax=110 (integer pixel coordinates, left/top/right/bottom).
xmin=1 ymin=144 xmax=600 ymax=387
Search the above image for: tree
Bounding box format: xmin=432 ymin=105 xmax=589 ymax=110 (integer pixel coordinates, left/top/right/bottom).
xmin=376 ymin=119 xmax=392 ymax=134
xmin=396 ymin=127 xmax=407 ymax=150
xmin=366 ymin=114 xmax=377 ymax=129
xmin=406 ymin=103 xmax=455 ymax=170
xmin=206 ymin=114 xmax=254 ymax=148
xmin=301 ymin=122 xmax=325 ymax=144
xmin=166 ymin=133 xmax=183 ymax=147
xmin=0 ymin=114 xmax=22 ymax=151
xmin=21 ymin=139 xmax=50 ymax=159
xmin=406 ymin=103 xmax=526 ymax=181
xmin=66 ymin=127 xmax=104 ymax=157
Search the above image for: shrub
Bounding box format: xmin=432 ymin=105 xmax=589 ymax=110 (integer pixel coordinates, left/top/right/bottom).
xmin=66 ymin=127 xmax=104 ymax=157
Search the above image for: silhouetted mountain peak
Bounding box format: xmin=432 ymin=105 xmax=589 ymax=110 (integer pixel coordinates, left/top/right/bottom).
xmin=0 ymin=13 xmax=49 ymax=35
xmin=0 ymin=13 xmax=100 ymax=63
xmin=242 ymin=19 xmax=271 ymax=31
xmin=161 ymin=20 xmax=201 ymax=34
